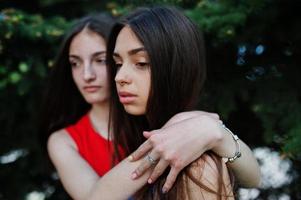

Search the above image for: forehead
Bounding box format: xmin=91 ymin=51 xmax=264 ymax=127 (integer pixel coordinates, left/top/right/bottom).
xmin=69 ymin=29 xmax=106 ymax=54
xmin=114 ymin=26 xmax=144 ymax=53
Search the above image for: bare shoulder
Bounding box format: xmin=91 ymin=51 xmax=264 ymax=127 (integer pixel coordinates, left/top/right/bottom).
xmin=47 ymin=129 xmax=99 ymax=200
xmin=47 ymin=129 xmax=77 ymax=158
xmin=193 ymin=154 xmax=229 ymax=184
xmin=184 ymin=153 xmax=234 ymax=200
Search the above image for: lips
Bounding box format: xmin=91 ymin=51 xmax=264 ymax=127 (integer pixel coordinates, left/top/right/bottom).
xmin=118 ymin=91 xmax=137 ymax=104
xmin=83 ymin=86 xmax=101 ymax=93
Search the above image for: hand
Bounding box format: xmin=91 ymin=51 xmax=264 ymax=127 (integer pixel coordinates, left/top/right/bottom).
xmin=129 ymin=111 xmax=223 ymax=193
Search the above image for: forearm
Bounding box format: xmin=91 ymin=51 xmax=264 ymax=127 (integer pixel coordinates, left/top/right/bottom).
xmin=127 ymin=110 xmax=260 ymax=193
xmin=165 ymin=112 xmax=261 ymax=187
xmin=48 ymin=131 xmax=151 ymax=200
xmin=88 ymin=157 xmax=151 ymax=200
xmin=226 ymin=139 xmax=261 ymax=187
xmin=213 ymin=126 xmax=261 ymax=187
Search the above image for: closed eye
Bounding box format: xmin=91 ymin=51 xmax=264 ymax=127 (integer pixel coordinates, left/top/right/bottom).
xmin=115 ymin=63 xmax=122 ymax=69
xmin=136 ymin=62 xmax=150 ymax=69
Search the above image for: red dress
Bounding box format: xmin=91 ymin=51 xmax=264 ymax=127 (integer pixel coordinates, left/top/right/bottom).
xmin=65 ymin=113 xmax=125 ymax=176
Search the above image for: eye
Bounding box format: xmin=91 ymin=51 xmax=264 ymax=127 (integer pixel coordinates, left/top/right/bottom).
xmin=135 ymin=62 xmax=150 ymax=69
xmin=113 ymin=59 xmax=122 ymax=69
xmin=115 ymin=63 xmax=122 ymax=69
xmin=69 ymin=60 xmax=80 ymax=68
xmin=95 ymin=57 xmax=106 ymax=65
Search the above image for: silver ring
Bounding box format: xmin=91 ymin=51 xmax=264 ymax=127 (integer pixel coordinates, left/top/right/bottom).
xmin=146 ymin=154 xmax=158 ymax=165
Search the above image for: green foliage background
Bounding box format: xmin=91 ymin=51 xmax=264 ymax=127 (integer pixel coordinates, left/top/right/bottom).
xmin=0 ymin=0 xmax=300 ymax=199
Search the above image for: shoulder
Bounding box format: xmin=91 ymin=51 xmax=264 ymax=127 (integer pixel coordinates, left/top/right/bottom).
xmin=47 ymin=129 xmax=78 ymax=158
xmin=188 ymin=153 xmax=223 ymax=184
xmin=184 ymin=153 xmax=233 ymax=199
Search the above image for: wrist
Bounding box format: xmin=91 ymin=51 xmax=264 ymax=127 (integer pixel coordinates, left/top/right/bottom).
xmin=221 ymin=124 xmax=241 ymax=163
xmin=207 ymin=120 xmax=225 ymax=152
xmin=211 ymin=122 xmax=238 ymax=158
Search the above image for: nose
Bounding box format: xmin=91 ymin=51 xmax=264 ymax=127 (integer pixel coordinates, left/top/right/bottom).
xmin=83 ymin=62 xmax=96 ymax=81
xmin=115 ymin=64 xmax=131 ymax=86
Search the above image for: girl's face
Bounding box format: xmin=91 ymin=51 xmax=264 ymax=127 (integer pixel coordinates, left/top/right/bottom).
xmin=69 ymin=29 xmax=110 ymax=105
xmin=114 ymin=26 xmax=151 ymax=115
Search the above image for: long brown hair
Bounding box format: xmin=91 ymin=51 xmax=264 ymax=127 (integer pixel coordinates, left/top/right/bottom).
xmin=107 ymin=6 xmax=233 ymax=199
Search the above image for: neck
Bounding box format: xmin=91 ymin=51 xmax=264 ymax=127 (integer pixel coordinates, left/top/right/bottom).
xmin=89 ymin=101 xmax=110 ymax=139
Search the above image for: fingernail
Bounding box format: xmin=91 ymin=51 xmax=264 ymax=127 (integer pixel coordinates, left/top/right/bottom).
xmin=128 ymin=155 xmax=133 ymax=161
xmin=148 ymin=178 xmax=152 ymax=184
xmin=162 ymin=187 xmax=168 ymax=194
xmin=131 ymin=172 xmax=137 ymax=179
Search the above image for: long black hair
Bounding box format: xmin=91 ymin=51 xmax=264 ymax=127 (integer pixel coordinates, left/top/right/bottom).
xmin=107 ymin=6 xmax=231 ymax=200
xmin=40 ymin=14 xmax=115 ymax=145
xmin=108 ymin=6 xmax=206 ymax=130
xmin=107 ymin=5 xmax=206 ymax=160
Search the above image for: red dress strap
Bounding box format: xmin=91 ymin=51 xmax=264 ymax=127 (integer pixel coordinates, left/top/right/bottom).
xmin=65 ymin=113 xmax=124 ymax=176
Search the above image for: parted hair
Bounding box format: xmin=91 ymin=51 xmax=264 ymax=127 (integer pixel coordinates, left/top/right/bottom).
xmin=40 ymin=14 xmax=115 ymax=143
xmin=107 ymin=6 xmax=232 ymax=200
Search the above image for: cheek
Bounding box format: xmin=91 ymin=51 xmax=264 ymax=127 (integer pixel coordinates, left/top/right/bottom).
xmin=142 ymin=73 xmax=151 ymax=104
xmin=71 ymin=69 xmax=81 ymax=86
xmin=97 ymin=66 xmax=108 ymax=80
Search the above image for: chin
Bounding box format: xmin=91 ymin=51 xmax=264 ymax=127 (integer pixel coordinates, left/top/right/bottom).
xmin=123 ymin=105 xmax=145 ymax=116
xmin=85 ymin=95 xmax=109 ymax=105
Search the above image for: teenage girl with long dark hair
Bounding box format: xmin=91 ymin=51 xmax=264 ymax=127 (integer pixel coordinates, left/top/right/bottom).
xmin=108 ymin=6 xmax=252 ymax=199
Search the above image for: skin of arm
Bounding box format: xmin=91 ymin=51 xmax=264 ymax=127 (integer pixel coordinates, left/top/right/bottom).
xmin=212 ymin=127 xmax=261 ymax=187
xmin=130 ymin=111 xmax=261 ymax=191
xmin=47 ymin=129 xmax=152 ymax=200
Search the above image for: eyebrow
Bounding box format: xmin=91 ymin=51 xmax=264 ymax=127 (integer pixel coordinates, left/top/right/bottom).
xmin=113 ymin=47 xmax=146 ymax=58
xmin=69 ymin=51 xmax=106 ymax=59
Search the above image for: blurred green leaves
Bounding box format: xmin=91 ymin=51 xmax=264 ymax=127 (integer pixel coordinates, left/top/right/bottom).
xmin=0 ymin=1 xmax=300 ymax=199
xmin=0 ymin=0 xmax=299 ymax=160
xmin=0 ymin=9 xmax=70 ymax=96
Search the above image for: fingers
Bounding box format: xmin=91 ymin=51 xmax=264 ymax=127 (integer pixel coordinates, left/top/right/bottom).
xmin=147 ymin=159 xmax=169 ymax=184
xmin=143 ymin=131 xmax=156 ymax=138
xmin=162 ymin=167 xmax=181 ymax=193
xmin=131 ymin=153 xmax=157 ymax=179
xmin=129 ymin=140 xmax=152 ymax=161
